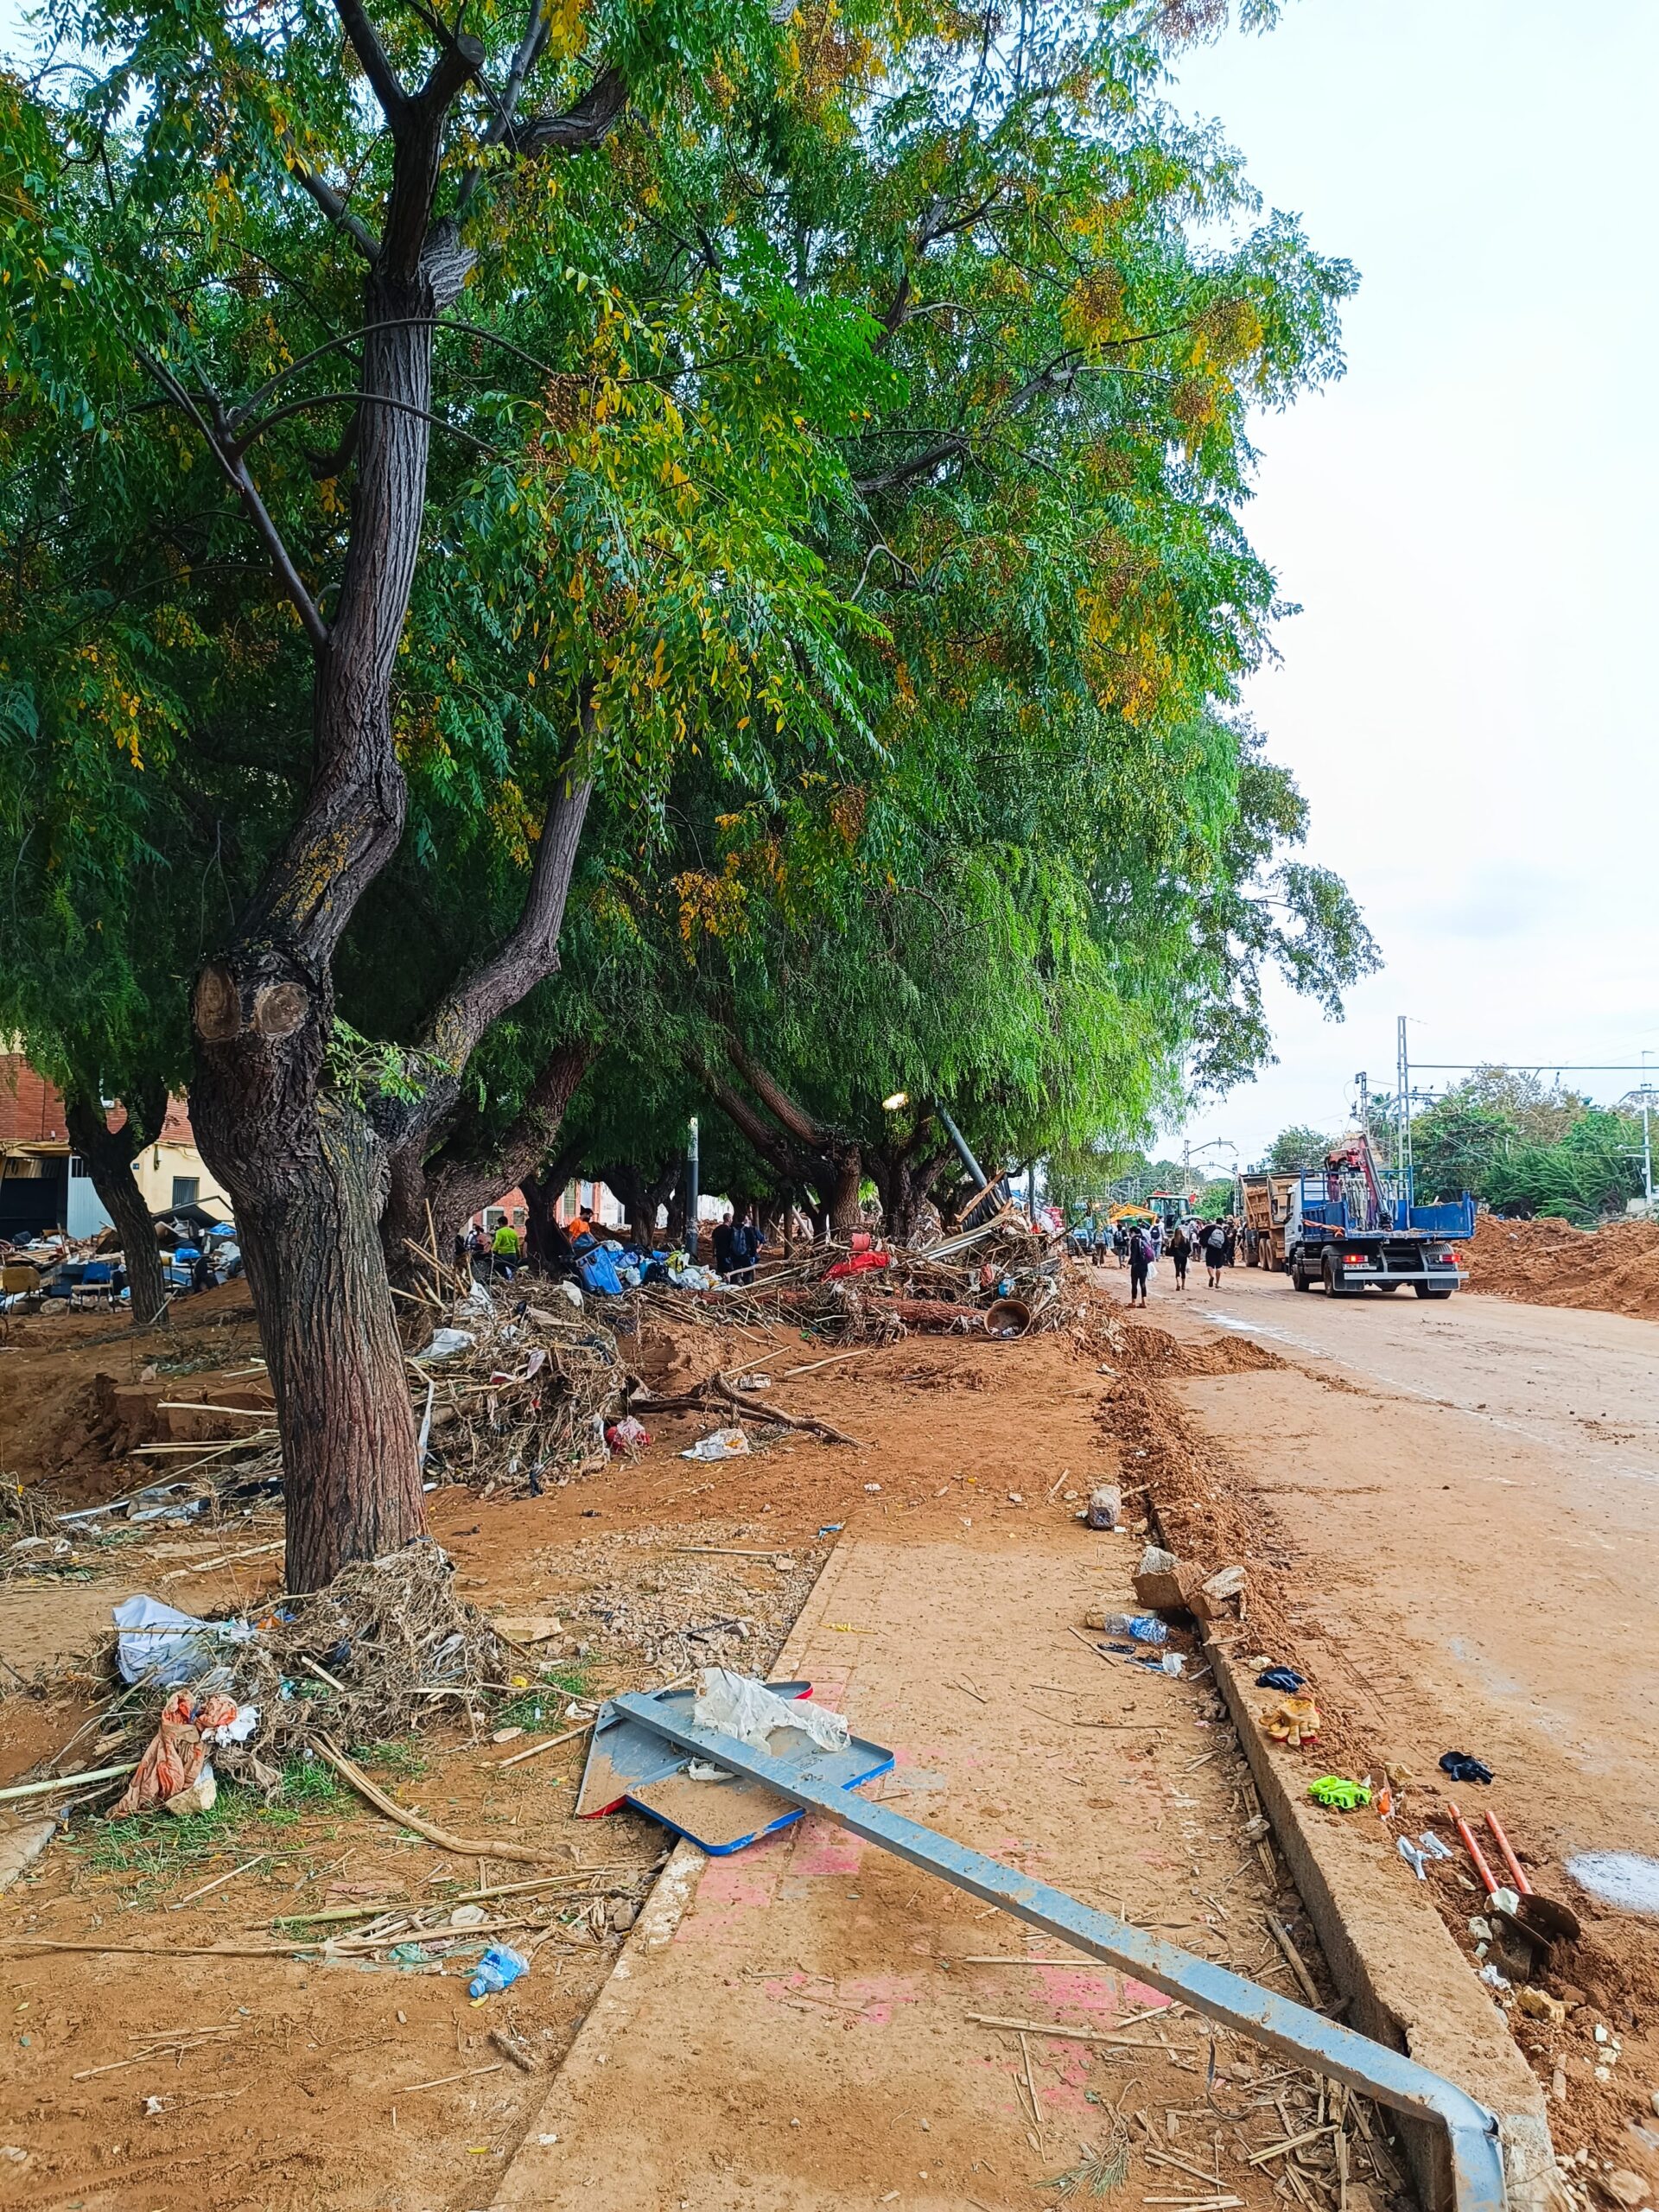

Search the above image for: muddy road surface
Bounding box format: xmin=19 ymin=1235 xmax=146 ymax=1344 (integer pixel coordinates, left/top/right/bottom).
xmin=1112 ymin=1260 xmax=1659 ymax=2176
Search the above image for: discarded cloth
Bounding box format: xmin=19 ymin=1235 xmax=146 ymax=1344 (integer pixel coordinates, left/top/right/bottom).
xmin=111 ymin=1690 xmax=241 ymax=1818
xmin=824 ymin=1251 xmax=890 ymax=1280
xmin=111 ymin=1595 xmax=254 ymax=1687
xmin=1439 ymin=1751 xmax=1493 ymax=1785
xmin=1259 ymin=1692 xmax=1321 ymax=1749
xmin=1307 ymin=1775 xmax=1372 ymax=1811
xmin=693 ymin=1668 xmax=850 ymax=1754
xmin=605 ymin=1416 xmax=651 ymax=1455
xmin=679 ymin=1427 xmax=749 ymax=1462
xmin=1255 ymin=1666 xmax=1306 ymax=1692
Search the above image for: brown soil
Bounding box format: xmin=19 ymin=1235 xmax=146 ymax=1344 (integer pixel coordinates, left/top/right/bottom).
xmin=0 ymin=1283 xmax=1420 ymax=2211
xmin=1465 ymin=1212 xmax=1659 ymax=1321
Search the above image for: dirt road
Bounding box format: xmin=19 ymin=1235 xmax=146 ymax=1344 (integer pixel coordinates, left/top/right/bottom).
xmin=1113 ymin=1261 xmax=1659 ymax=2180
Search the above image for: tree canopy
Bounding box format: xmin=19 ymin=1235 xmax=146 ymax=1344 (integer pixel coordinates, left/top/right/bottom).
xmin=0 ymin=0 xmax=1376 ymax=1573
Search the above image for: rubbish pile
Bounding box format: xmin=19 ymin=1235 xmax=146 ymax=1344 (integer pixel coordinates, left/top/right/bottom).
xmin=410 ymin=1277 xmax=630 ymax=1493
xmin=69 ymin=1543 xmax=509 ymax=1807
xmin=729 ymin=1205 xmax=1077 ymax=1343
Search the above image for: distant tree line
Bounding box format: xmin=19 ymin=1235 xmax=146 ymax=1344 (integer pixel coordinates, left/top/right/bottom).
xmin=1255 ymin=1070 xmax=1647 ymax=1224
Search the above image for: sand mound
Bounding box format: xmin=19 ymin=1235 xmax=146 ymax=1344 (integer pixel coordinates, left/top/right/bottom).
xmin=1465 ymin=1211 xmax=1659 ymax=1320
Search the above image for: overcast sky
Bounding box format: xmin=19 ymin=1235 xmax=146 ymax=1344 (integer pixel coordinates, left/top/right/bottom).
xmin=1163 ymin=0 xmax=1659 ymax=1168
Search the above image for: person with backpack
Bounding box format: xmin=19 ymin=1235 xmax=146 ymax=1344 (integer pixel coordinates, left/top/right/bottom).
xmin=1126 ymin=1224 xmax=1151 ymax=1306
xmin=1204 ymin=1220 xmax=1227 ymax=1287
xmin=1167 ymin=1223 xmax=1191 ymax=1290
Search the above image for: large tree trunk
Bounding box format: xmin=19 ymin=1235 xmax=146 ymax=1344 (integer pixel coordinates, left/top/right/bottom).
xmin=63 ymin=1088 xmax=172 ymax=1330
xmin=230 ymin=1101 xmax=423 ymax=1586
xmin=190 ymin=233 xmax=475 ymax=1589
xmin=819 ymin=1150 xmax=863 ymax=1237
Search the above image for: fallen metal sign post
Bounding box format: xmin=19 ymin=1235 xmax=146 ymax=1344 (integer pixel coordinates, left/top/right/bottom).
xmin=612 ymin=1692 xmax=1508 ymax=2212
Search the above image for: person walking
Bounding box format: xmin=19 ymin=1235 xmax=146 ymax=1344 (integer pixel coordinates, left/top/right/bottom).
xmin=1127 ymin=1223 xmax=1151 ymax=1307
xmin=1168 ymin=1223 xmax=1190 ymax=1290
xmin=1204 ymin=1220 xmax=1226 ymax=1287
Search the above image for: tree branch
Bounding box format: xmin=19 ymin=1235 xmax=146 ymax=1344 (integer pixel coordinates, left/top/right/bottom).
xmin=334 ymin=0 xmax=410 ymax=124
xmin=285 ymin=148 xmax=382 ymax=261
xmin=231 ymin=387 xmax=503 ymax=462
xmin=506 ymin=63 xmax=629 ymax=160
xmin=131 ymin=349 xmax=329 ymax=652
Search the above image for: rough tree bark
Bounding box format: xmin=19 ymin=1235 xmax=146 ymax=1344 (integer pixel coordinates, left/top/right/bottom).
xmin=696 ymin=1039 xmax=864 ymax=1238
xmin=868 ymin=1118 xmax=952 ymax=1244
xmin=396 ymin=1039 xmax=597 ymax=1269
xmin=178 ymin=10 xmax=626 ymax=1591
xmin=63 ymin=1085 xmax=173 ymax=1330
xmin=378 ymin=766 xmax=594 ymax=1275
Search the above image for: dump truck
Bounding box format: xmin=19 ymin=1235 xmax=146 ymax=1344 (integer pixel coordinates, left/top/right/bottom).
xmin=1240 ymin=1172 xmax=1297 ymax=1270
xmin=1248 ymin=1135 xmax=1472 ymax=1297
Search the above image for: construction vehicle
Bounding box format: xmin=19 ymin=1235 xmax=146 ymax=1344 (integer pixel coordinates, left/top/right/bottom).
xmin=1240 ymin=1172 xmax=1297 ymax=1270
xmin=1244 ymin=1135 xmax=1473 ymax=1298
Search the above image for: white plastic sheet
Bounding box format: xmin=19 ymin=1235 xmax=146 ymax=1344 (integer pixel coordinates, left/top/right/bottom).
xmin=111 ymin=1595 xmax=253 ymax=1686
xmin=693 ymin=1668 xmax=850 ymax=1754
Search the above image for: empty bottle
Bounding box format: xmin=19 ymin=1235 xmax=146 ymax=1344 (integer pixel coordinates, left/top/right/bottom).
xmin=1085 ymin=1611 xmax=1168 ymax=1646
xmin=468 ymin=1944 xmax=530 ymax=2001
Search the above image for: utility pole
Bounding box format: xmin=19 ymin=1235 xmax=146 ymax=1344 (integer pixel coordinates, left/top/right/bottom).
xmin=685 ymin=1116 xmax=700 ymax=1256
xmin=1355 ymin=1070 xmax=1369 ymax=1136
xmin=1395 ymin=1017 xmax=1412 ymax=1205
xmin=1643 ymin=1052 xmax=1654 ymax=1212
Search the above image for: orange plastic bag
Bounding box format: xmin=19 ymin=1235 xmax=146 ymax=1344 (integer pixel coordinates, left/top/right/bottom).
xmin=111 ymin=1691 xmax=240 ymax=1818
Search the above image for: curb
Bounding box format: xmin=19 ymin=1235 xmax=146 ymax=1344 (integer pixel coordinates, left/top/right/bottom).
xmin=1205 ymin=1632 xmax=1557 ymax=2212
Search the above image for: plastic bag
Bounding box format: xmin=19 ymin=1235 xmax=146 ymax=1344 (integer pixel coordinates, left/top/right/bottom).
xmin=112 ymin=1595 xmax=253 ymax=1687
xmin=680 ymin=1427 xmax=749 ymax=1462
xmin=693 ymin=1668 xmax=850 ymax=1754
xmin=111 ymin=1689 xmax=240 ymax=1817
xmin=420 ymin=1327 xmax=474 ymax=1362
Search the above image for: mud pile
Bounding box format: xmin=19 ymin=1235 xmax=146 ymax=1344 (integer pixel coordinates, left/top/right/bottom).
xmin=1465 ymin=1212 xmax=1659 ymax=1321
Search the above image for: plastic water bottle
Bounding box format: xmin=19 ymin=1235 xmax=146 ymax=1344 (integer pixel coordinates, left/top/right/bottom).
xmin=1099 ymin=1612 xmax=1168 ymax=1646
xmin=468 ymin=1944 xmax=530 ymax=2001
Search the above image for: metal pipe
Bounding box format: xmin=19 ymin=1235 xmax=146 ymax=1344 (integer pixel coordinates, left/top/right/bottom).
xmin=935 ymin=1103 xmax=988 ymax=1190
xmin=613 ymin=1694 xmax=1508 ymax=2212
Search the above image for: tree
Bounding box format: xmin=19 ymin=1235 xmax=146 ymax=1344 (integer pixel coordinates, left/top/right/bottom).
xmin=2 ymin=0 xmax=876 ymax=1584
xmin=1483 ymin=1111 xmax=1641 ymax=1224
xmin=1409 ymin=1096 xmax=1515 ymax=1203
xmin=2 ymin=0 xmax=1367 ymax=1582
xmin=1262 ymin=1125 xmax=1331 ymax=1174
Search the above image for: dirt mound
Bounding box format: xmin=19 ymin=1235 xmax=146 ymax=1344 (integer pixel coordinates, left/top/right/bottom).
xmin=1465 ymin=1212 xmax=1659 ymax=1320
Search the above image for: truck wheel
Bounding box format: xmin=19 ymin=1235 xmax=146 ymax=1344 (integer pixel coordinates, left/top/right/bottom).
xmin=1292 ymin=1260 xmax=1311 ymax=1292
xmin=1414 ymin=1285 xmax=1453 ymax=1300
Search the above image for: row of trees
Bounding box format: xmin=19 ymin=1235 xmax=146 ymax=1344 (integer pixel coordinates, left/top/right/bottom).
xmin=0 ymin=0 xmax=1374 ymax=1585
xmin=1257 ymin=1070 xmax=1648 ymax=1222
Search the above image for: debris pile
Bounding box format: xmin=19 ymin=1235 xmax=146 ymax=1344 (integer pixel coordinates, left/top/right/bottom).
xmin=1463 ymin=1211 xmax=1659 ymax=1321
xmin=215 ymin=1541 xmax=510 ymax=1783
xmin=409 ymin=1278 xmax=630 ymax=1493
xmin=753 ymin=1205 xmax=1077 ymax=1343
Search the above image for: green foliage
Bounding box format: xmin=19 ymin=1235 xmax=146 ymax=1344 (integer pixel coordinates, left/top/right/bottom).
xmin=1194 ymin=1177 xmax=1233 ymax=1219
xmin=1481 ymin=1110 xmax=1642 ymax=1224
xmin=0 ymin=0 xmax=1373 ymax=1222
xmin=1261 ymin=1124 xmax=1332 ymax=1174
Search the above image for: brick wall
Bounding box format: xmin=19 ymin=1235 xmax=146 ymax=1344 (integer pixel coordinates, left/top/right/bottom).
xmin=0 ymin=1055 xmax=67 ymax=1145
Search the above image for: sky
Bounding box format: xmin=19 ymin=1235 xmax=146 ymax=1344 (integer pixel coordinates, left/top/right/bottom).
xmin=1160 ymin=0 xmax=1659 ymax=1168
